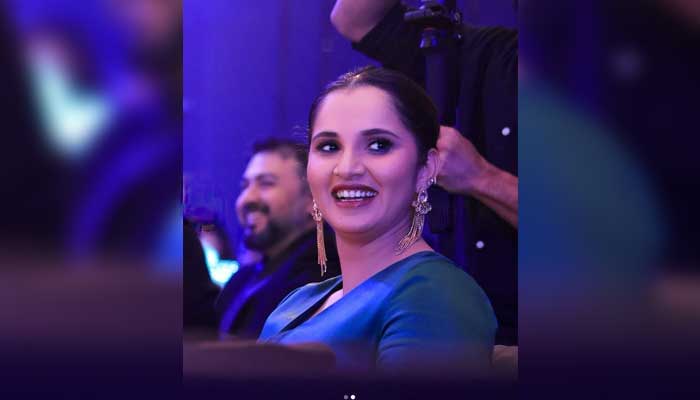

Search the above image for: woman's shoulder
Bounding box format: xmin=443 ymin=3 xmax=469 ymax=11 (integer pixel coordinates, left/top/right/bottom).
xmin=376 ymin=251 xmax=497 ymax=370
xmin=388 ymin=251 xmax=495 ymax=318
xmin=396 ymin=251 xmax=481 ymax=287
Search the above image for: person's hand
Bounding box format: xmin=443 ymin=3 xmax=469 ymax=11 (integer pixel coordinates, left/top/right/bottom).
xmin=436 ymin=126 xmax=519 ymax=228
xmin=435 ymin=126 xmax=492 ymax=195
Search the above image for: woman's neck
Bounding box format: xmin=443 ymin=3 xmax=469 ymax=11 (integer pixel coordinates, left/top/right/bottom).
xmin=334 ymin=221 xmax=433 ymax=294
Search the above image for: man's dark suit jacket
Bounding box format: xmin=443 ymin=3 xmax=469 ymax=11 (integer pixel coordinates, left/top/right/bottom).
xmin=214 ymin=227 xmax=340 ymax=339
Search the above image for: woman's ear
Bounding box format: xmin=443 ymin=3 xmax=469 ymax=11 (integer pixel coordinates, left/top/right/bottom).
xmin=417 ymin=148 xmax=439 ymax=192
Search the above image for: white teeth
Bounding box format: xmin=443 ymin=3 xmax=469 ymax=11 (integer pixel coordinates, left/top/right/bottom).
xmin=335 ymin=189 xmax=377 ymax=199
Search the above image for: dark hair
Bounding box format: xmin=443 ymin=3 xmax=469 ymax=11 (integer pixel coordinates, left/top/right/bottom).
xmin=308 ymin=65 xmax=439 ymax=164
xmin=251 ymin=137 xmax=308 ymax=179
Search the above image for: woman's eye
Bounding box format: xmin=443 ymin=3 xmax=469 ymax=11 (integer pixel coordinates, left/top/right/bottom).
xmin=316 ymin=141 xmax=338 ymax=152
xmin=369 ymin=139 xmax=392 ymax=153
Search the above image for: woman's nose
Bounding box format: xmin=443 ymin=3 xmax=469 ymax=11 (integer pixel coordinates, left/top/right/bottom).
xmin=333 ymin=150 xmax=366 ymax=178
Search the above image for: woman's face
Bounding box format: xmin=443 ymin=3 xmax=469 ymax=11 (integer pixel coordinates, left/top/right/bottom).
xmin=308 ymin=86 xmax=430 ymax=240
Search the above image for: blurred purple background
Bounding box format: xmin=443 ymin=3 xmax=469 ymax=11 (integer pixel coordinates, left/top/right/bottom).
xmin=1 ymin=0 xmax=183 ymax=394
xmin=2 ymin=0 xmax=182 ymax=266
xmin=519 ymin=0 xmax=700 ymax=385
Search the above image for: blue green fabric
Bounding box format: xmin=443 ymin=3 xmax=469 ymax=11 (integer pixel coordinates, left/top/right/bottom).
xmin=258 ymin=251 xmax=497 ymax=374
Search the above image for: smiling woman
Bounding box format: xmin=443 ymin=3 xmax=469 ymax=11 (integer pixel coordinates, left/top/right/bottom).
xmin=309 ymin=86 xmax=423 ymax=241
xmin=258 ymin=66 xmax=497 ymax=377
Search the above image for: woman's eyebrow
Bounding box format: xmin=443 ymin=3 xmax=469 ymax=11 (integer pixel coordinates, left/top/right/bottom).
xmin=310 ymin=131 xmax=338 ymax=140
xmin=360 ymin=128 xmax=400 ymax=139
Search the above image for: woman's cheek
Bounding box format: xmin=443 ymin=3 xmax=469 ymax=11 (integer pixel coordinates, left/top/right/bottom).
xmin=306 ymin=158 xmax=326 ymax=198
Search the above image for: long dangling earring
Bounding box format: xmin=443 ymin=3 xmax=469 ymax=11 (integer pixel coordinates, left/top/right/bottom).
xmin=311 ymin=199 xmax=328 ymax=277
xmin=395 ymin=178 xmax=435 ymax=255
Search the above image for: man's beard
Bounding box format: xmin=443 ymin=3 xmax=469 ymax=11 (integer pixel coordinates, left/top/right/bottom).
xmin=242 ymin=219 xmax=287 ymax=253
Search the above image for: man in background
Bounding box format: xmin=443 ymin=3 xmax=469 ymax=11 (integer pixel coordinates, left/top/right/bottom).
xmin=215 ymin=138 xmax=340 ymax=339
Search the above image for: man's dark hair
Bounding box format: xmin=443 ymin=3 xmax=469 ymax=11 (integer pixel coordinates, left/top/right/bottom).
xmin=251 ymin=137 xmax=308 ymax=180
xmin=307 ymin=65 xmax=439 ymax=164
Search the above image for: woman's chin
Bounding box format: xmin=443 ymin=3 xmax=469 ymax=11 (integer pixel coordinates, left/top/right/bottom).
xmin=328 ymin=220 xmax=376 ymax=237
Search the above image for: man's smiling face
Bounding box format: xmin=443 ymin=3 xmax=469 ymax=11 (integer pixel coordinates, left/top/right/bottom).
xmin=235 ymin=151 xmax=311 ymax=253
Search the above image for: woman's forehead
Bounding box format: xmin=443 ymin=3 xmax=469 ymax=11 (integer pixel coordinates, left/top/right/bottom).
xmin=321 ymin=86 xmax=392 ymax=110
xmin=312 ymin=86 xmax=407 ymax=135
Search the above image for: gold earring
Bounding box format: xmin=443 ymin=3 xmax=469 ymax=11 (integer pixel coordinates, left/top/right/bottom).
xmin=395 ymin=186 xmax=432 ymax=255
xmin=311 ymin=200 xmax=328 ymax=277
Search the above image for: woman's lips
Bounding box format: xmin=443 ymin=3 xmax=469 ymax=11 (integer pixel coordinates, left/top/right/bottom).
xmin=333 ymin=195 xmax=375 ymax=208
xmin=330 ymin=185 xmax=378 ymax=208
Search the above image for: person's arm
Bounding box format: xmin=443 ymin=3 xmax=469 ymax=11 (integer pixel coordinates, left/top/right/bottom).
xmin=436 ymin=126 xmax=519 ymax=228
xmin=330 ymin=0 xmax=399 ymax=43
